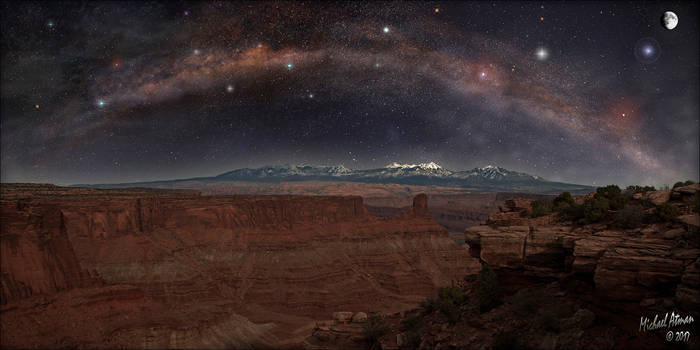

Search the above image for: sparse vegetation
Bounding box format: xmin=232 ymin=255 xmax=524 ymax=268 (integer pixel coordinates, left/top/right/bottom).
xmin=673 ymin=180 xmax=696 ymax=189
xmin=552 ymin=192 xmax=575 ymax=211
xmin=615 ymin=205 xmax=645 ymax=229
xmin=437 ymin=286 xmax=464 ymax=324
xmin=530 ymin=199 xmax=553 ymax=218
xmin=399 ymin=315 xmax=422 ymax=350
xmin=583 ymin=197 xmax=610 ymax=223
xmin=655 ymin=202 xmax=679 ymax=222
xmin=594 ymin=185 xmax=627 ymax=210
xmin=490 ymin=331 xmax=531 ymax=350
xmin=420 ymin=297 xmax=437 ymax=315
xmin=624 ymin=185 xmax=656 ymax=195
xmin=477 ymin=264 xmax=501 ymax=313
xmin=362 ymin=313 xmax=389 ymax=349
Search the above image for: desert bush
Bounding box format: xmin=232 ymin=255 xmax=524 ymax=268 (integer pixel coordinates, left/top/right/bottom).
xmin=530 ymin=200 xmax=553 ymax=218
xmin=694 ymin=192 xmax=700 ymax=214
xmin=420 ymin=297 xmax=437 ymax=315
xmin=615 ymin=205 xmax=645 ymax=229
xmin=583 ymin=197 xmax=610 ymax=223
xmin=595 ymin=185 xmax=627 ymax=210
xmin=363 ymin=313 xmax=389 ymax=347
xmin=559 ymin=203 xmax=585 ymax=222
xmin=437 ymin=286 xmax=464 ymax=324
xmin=490 ymin=331 xmax=531 ymax=350
xmin=440 ymin=299 xmax=460 ymax=325
xmin=510 ymin=290 xmax=541 ymax=317
xmin=477 ymin=264 xmax=501 ymax=313
xmin=624 ymin=185 xmax=656 ymax=194
xmin=399 ymin=315 xmax=423 ymax=350
xmin=553 ymin=192 xmax=575 ymax=211
xmin=655 ymin=203 xmax=680 ymax=222
xmin=438 ymin=286 xmax=464 ymax=305
xmin=673 ymin=180 xmax=696 ymax=188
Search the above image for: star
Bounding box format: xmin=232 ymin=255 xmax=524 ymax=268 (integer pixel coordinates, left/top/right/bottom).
xmin=97 ymin=99 xmax=106 ymax=108
xmin=226 ymin=85 xmax=234 ymax=93
xmin=193 ymin=49 xmax=200 ymax=55
xmin=382 ymin=26 xmax=390 ymax=34
xmin=434 ymin=8 xmax=440 ymax=13
xmin=47 ymin=20 xmax=54 ymax=28
xmin=286 ymin=62 xmax=294 ymax=70
xmin=308 ymin=93 xmax=314 ymax=98
xmin=535 ymin=47 xmax=549 ymax=60
xmin=183 ymin=10 xmax=190 ymax=16
xmin=35 ymin=104 xmax=40 ymax=109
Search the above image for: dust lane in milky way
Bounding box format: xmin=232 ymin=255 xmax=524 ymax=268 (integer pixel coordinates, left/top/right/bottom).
xmin=1 ymin=1 xmax=698 ymax=186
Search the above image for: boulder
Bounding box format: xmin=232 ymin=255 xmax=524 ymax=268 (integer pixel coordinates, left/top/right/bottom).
xmin=662 ymin=228 xmax=686 ymax=240
xmin=351 ymin=312 xmax=367 ymax=323
xmin=560 ymin=309 xmax=596 ymax=330
xmin=645 ymin=190 xmax=671 ymax=205
xmin=332 ymin=311 xmax=354 ymax=323
xmin=678 ymin=214 xmax=699 ymax=228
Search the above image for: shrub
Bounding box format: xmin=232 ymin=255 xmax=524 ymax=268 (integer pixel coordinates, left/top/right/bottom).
xmin=437 ymin=286 xmax=464 ymax=325
xmin=440 ymin=299 xmax=460 ymax=325
xmin=510 ymin=289 xmax=544 ymax=317
xmin=363 ymin=313 xmax=389 ymax=347
xmin=490 ymin=331 xmax=531 ymax=350
xmin=673 ymin=180 xmax=695 ymax=189
xmin=595 ymin=185 xmax=627 ymax=210
xmin=583 ymin=197 xmax=610 ymax=223
xmin=694 ymin=192 xmax=700 ymax=214
xmin=615 ymin=206 xmax=645 ymax=229
xmin=530 ymin=200 xmax=553 ymax=218
xmin=553 ymin=192 xmax=575 ymax=211
xmin=399 ymin=315 xmax=423 ymax=350
xmin=477 ymin=264 xmax=501 ymax=313
xmin=559 ymin=204 xmax=585 ymax=222
xmin=625 ymin=185 xmax=656 ymax=194
xmin=438 ymin=286 xmax=464 ymax=305
xmin=400 ymin=315 xmax=423 ymax=332
xmin=420 ymin=297 xmax=437 ymax=315
xmin=655 ymin=203 xmax=679 ymax=222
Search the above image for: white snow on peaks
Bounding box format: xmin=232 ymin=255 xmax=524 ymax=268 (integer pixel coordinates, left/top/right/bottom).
xmin=385 ymin=162 xmax=443 ymax=170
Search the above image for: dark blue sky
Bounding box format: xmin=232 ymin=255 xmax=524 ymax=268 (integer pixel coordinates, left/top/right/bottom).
xmin=1 ymin=1 xmax=698 ymax=186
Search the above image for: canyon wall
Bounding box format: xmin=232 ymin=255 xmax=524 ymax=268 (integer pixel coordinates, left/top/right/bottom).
xmin=0 ymin=185 xmax=479 ymax=348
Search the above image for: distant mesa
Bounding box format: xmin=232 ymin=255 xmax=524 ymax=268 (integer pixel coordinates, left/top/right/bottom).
xmin=74 ymin=162 xmax=595 ymax=194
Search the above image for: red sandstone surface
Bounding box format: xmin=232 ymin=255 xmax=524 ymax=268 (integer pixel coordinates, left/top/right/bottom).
xmin=0 ymin=184 xmax=480 ymax=348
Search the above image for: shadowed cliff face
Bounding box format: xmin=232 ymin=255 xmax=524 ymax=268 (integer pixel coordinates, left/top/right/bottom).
xmin=0 ymin=184 xmax=480 ymax=349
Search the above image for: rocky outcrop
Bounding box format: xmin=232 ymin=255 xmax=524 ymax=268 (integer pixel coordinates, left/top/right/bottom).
xmin=0 ymin=184 xmax=479 ymax=349
xmin=464 ymin=188 xmax=700 ymax=310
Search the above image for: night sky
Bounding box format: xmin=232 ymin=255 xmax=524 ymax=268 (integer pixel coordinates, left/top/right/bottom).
xmin=1 ymin=1 xmax=698 ymax=187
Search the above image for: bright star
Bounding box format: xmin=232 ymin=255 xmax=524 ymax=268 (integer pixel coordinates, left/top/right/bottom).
xmin=286 ymin=62 xmax=294 ymax=70
xmin=97 ymin=99 xmax=106 ymax=108
xmin=226 ymin=85 xmax=234 ymax=93
xmin=535 ymin=47 xmax=549 ymax=61
xmin=309 ymin=93 xmax=314 ymax=98
xmin=193 ymin=49 xmax=200 ymax=55
xmin=382 ymin=26 xmax=390 ymax=33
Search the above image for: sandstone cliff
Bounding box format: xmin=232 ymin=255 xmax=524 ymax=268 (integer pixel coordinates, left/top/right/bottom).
xmin=0 ymin=185 xmax=479 ymax=348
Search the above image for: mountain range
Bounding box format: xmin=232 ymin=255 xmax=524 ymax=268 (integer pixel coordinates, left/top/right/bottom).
xmin=76 ymin=163 xmax=595 ymax=194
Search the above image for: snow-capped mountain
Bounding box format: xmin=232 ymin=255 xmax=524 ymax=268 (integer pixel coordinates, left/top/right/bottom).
xmin=215 ymin=162 xmax=542 ymax=184
xmin=78 ymin=162 xmax=593 ymax=194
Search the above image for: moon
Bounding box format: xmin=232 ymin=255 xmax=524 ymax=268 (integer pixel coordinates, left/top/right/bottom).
xmin=661 ymin=11 xmax=678 ymax=30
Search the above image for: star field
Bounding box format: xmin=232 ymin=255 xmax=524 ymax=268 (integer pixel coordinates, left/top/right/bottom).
xmin=1 ymin=1 xmax=698 ymax=186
